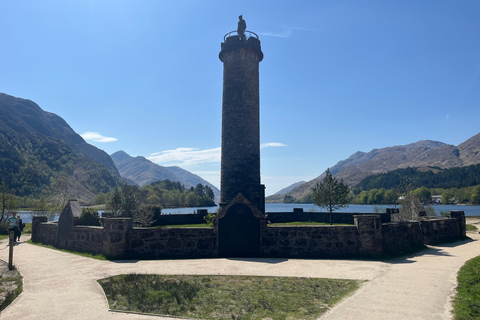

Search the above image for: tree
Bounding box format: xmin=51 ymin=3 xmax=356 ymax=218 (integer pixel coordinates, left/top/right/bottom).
xmin=471 ymin=186 xmax=480 ymax=204
xmin=283 ymin=195 xmax=295 ymax=203
xmin=411 ymin=186 xmax=432 ymax=204
xmin=0 ymin=181 xmax=18 ymax=223
xmin=121 ymin=184 xmax=139 ymax=217
xmin=312 ymin=169 xmax=349 ymax=225
xmin=77 ymin=208 xmax=101 ymax=226
xmin=107 ymin=186 xmax=122 ymax=217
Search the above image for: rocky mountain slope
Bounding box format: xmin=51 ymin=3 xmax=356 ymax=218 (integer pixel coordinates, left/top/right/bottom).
xmin=0 ymin=93 xmax=121 ymax=203
xmin=286 ymin=133 xmax=480 ymax=201
xmin=111 ymin=151 xmax=220 ymax=200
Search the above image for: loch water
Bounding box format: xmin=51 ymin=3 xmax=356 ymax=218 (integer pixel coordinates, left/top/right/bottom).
xmin=15 ymin=203 xmax=480 ymax=224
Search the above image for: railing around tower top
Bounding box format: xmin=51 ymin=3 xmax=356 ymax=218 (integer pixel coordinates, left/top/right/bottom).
xmin=223 ymin=30 xmax=260 ymax=41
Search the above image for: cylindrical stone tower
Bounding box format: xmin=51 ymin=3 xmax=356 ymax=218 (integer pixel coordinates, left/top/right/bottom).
xmin=219 ymin=30 xmax=265 ymax=213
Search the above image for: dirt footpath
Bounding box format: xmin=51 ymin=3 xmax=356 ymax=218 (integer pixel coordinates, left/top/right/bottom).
xmin=0 ymin=221 xmax=478 ymax=320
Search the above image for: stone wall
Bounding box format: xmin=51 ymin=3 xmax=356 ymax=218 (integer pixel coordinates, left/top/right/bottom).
xmin=266 ymin=209 xmax=391 ymax=224
xmin=155 ymin=210 xmax=209 ymax=226
xmin=31 ymin=211 xmax=467 ymax=259
xmin=128 ymin=227 xmax=217 ymax=259
xmin=262 ymin=225 xmax=359 ymax=258
xmin=382 ymin=222 xmax=424 ymax=254
xmin=32 ymin=217 xmax=58 ymax=246
xmin=66 ymin=226 xmax=103 ymax=255
xmin=421 ymin=218 xmax=463 ymax=245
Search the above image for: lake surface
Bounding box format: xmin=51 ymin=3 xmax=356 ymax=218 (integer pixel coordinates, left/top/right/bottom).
xmin=163 ymin=203 xmax=480 ymax=216
xmin=15 ymin=203 xmax=480 ymax=224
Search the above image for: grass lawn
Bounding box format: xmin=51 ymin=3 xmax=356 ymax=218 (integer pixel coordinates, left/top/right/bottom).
xmin=466 ymin=224 xmax=478 ymax=232
xmin=156 ymin=224 xmax=212 ymax=228
xmin=0 ymin=265 xmax=23 ymax=311
xmin=269 ymin=221 xmax=351 ymax=226
xmin=453 ymin=255 xmax=480 ymax=320
xmin=98 ymin=274 xmax=361 ymax=319
xmin=27 ymin=240 xmax=108 ymax=260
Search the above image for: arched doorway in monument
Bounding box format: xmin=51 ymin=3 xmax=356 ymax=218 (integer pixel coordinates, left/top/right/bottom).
xmin=217 ymin=200 xmax=263 ymax=258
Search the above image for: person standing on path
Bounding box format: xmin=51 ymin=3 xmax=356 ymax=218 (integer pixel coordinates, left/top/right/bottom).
xmin=16 ymin=215 xmax=24 ymax=242
xmin=6 ymin=212 xmax=19 ymax=243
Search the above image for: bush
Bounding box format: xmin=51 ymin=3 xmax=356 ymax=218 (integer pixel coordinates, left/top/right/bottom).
xmin=77 ymin=208 xmax=101 ymax=226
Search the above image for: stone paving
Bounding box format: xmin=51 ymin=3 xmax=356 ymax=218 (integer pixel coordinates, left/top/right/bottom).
xmin=0 ymin=228 xmax=479 ymax=320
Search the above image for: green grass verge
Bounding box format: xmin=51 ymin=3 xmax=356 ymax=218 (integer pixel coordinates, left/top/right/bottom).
xmin=0 ymin=268 xmax=23 ymax=311
xmin=453 ymin=255 xmax=480 ymax=320
xmin=269 ymin=221 xmax=352 ymax=226
xmin=27 ymin=240 xmax=108 ymax=260
xmin=466 ymin=224 xmax=478 ymax=232
xmin=98 ymin=274 xmax=361 ymax=319
xmin=155 ymin=224 xmax=212 ymax=228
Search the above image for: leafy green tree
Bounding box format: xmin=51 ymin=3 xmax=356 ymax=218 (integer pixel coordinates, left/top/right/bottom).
xmin=204 ymin=185 xmax=215 ymax=201
xmin=312 ymin=169 xmax=349 ymax=225
xmin=471 ymin=186 xmax=480 ymax=204
xmin=78 ymin=208 xmax=101 ymax=226
xmin=121 ymin=185 xmax=139 ymax=217
xmin=93 ymin=192 xmax=107 ymax=205
xmin=0 ymin=181 xmax=18 ymax=223
xmin=411 ymin=186 xmax=432 ymax=204
xmin=107 ymin=186 xmax=122 ymax=217
xmin=441 ymin=189 xmax=455 ymax=204
xmin=283 ymin=195 xmax=295 ymax=203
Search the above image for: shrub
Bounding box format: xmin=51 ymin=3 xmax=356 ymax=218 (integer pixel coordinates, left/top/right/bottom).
xmin=77 ymin=208 xmax=101 ymax=226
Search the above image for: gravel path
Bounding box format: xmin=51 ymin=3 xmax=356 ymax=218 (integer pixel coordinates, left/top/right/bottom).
xmin=0 ymin=225 xmax=478 ymax=320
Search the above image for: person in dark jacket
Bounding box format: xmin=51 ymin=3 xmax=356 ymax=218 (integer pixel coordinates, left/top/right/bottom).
xmin=16 ymin=215 xmax=24 ymax=242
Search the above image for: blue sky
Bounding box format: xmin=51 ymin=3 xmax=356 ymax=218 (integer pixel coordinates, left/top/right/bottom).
xmin=1 ymin=1 xmax=479 ymax=196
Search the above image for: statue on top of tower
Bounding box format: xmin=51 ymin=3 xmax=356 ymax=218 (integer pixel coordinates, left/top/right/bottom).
xmin=237 ymin=15 xmax=246 ymax=40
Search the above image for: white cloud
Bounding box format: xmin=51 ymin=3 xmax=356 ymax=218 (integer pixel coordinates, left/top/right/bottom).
xmin=147 ymin=147 xmax=221 ymax=166
xmin=81 ymin=132 xmax=117 ymax=143
xmin=147 ymin=142 xmax=285 ymax=167
xmin=259 ymin=29 xmax=293 ymax=38
xmin=261 ymin=142 xmax=287 ymax=148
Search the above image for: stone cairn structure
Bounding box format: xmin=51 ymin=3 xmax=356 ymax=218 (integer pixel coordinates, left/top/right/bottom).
xmin=31 ymin=20 xmax=468 ymax=260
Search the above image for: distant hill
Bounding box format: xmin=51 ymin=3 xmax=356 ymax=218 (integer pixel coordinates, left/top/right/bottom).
xmin=111 ymin=151 xmax=220 ymax=200
xmin=285 ymin=133 xmax=480 ymax=201
xmin=274 ymin=181 xmax=306 ymax=195
xmin=0 ymin=93 xmax=121 ymax=203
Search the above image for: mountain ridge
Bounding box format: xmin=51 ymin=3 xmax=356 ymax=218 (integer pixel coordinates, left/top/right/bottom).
xmin=284 ymin=134 xmax=480 ymax=201
xmin=111 ymin=150 xmax=220 ymax=200
xmin=0 ymin=92 xmax=121 ymax=203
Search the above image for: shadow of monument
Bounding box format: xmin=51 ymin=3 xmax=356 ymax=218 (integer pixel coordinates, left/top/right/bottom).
xmin=226 ymin=257 xmax=289 ymax=264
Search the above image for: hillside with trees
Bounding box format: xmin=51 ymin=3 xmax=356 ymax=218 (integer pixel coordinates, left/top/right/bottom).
xmin=111 ymin=151 xmax=220 ymax=201
xmin=0 ymin=93 xmax=122 ymax=204
xmin=276 ymin=132 xmax=480 ymax=202
xmin=97 ymin=179 xmax=216 ymax=212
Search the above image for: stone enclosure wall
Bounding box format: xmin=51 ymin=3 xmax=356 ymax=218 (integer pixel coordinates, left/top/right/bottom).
xmin=31 ymin=210 xmax=466 ymax=259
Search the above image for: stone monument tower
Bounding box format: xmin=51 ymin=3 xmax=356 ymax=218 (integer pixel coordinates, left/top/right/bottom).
xmin=219 ymin=19 xmax=265 ymax=214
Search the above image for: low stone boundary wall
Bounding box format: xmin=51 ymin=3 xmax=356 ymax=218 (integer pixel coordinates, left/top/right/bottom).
xmin=155 ymin=209 xmax=209 ymax=226
xmin=382 ymin=222 xmax=424 ymax=254
xmin=263 ymin=225 xmax=359 ymax=258
xmin=31 ymin=211 xmax=466 ymax=259
xmin=266 ymin=209 xmax=391 ymax=224
xmin=128 ymin=227 xmax=217 ymax=259
xmin=421 ymin=218 xmax=464 ymax=245
xmin=32 ymin=218 xmax=58 ymax=245
xmin=67 ymin=226 xmax=104 ymax=255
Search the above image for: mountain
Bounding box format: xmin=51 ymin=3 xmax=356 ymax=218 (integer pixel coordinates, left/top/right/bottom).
xmin=0 ymin=93 xmax=121 ymax=203
xmin=285 ymin=133 xmax=480 ymax=201
xmin=111 ymin=151 xmax=220 ymax=200
xmin=274 ymin=181 xmax=306 ymax=195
